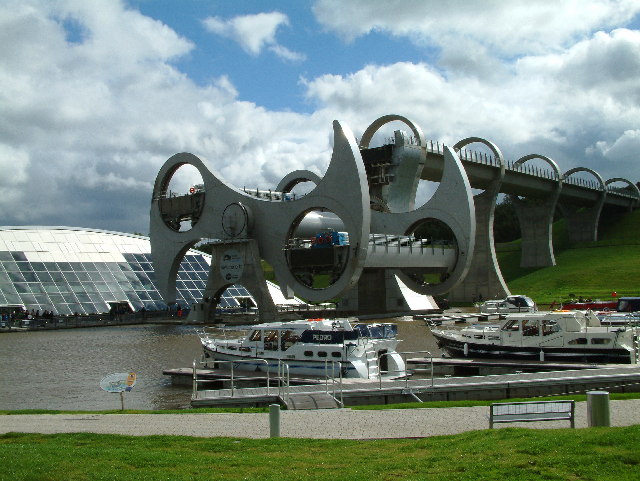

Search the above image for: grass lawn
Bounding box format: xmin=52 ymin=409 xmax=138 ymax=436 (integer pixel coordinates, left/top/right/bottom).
xmin=499 ymin=245 xmax=640 ymax=305
xmin=1 ymin=426 xmax=639 ymax=481
xmin=496 ymin=209 xmax=640 ymax=305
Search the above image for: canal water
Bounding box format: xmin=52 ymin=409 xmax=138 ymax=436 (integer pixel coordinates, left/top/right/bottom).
xmin=0 ymin=318 xmax=441 ymax=411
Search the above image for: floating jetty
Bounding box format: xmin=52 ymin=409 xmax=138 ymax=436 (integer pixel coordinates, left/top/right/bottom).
xmin=166 ymin=363 xmax=640 ymax=408
xmin=413 ymin=312 xmax=500 ymax=325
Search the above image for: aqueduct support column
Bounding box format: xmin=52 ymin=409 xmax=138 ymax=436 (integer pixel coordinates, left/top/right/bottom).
xmin=448 ymin=138 xmax=509 ymax=303
xmin=558 ymin=168 xmax=606 ymax=243
xmin=190 ymin=240 xmax=278 ymax=323
xmin=510 ymin=155 xmax=563 ymax=267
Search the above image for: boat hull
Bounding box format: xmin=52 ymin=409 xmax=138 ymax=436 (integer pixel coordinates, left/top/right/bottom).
xmin=433 ymin=333 xmax=633 ymax=364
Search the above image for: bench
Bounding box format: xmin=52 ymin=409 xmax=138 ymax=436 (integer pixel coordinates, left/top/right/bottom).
xmin=489 ymin=400 xmax=575 ymax=429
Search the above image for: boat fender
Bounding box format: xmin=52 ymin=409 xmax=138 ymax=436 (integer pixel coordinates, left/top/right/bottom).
xmin=463 ymin=343 xmax=469 ymax=357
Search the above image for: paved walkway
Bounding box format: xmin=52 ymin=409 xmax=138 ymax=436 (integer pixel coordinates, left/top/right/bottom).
xmin=1 ymin=400 xmax=639 ymax=439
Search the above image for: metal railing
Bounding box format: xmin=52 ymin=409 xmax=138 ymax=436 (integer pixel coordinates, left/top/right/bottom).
xmin=324 ymin=360 xmax=344 ymax=406
xmin=277 ymin=361 xmax=290 ymax=403
xmin=192 ymin=358 xmax=271 ymax=399
xmin=425 ymin=139 xmax=639 ymax=201
xmin=368 ymin=234 xmax=455 ymax=255
xmin=192 ymin=357 xmax=346 ymax=403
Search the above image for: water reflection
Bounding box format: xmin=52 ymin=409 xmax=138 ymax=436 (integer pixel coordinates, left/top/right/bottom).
xmin=0 ymin=318 xmax=439 ymax=410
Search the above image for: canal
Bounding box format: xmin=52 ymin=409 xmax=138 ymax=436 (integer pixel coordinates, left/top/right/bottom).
xmin=0 ymin=318 xmax=441 ymax=410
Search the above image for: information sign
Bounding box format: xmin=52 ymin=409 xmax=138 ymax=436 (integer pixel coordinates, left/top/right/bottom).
xmin=219 ymin=249 xmax=244 ymax=282
xmin=100 ymin=372 xmax=137 ymax=393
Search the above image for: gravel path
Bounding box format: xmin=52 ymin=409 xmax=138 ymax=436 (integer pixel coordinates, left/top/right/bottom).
xmin=2 ymin=400 xmax=639 ymax=439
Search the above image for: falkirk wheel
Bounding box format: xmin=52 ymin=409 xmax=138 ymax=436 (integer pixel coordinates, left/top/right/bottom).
xmin=149 ymin=116 xmax=476 ymax=321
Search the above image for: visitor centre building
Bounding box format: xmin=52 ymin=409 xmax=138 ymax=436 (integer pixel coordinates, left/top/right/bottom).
xmin=0 ymin=226 xmax=291 ymax=316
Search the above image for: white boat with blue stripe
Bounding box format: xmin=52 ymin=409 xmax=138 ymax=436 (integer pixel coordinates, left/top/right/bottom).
xmin=198 ymin=318 xmax=406 ymax=379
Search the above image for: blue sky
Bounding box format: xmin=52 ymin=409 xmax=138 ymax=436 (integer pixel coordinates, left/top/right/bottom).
xmin=130 ymin=0 xmax=432 ymax=112
xmin=1 ymin=0 xmax=640 ymax=234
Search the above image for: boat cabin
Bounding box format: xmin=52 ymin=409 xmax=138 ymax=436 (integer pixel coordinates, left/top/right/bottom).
xmin=479 ymin=295 xmax=536 ymax=314
xmin=500 ymin=311 xmax=601 ymax=335
xmin=616 ymin=297 xmax=640 ymax=313
xmin=241 ymin=319 xmax=398 ymax=352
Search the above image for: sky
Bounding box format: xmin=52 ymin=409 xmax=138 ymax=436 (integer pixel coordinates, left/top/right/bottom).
xmin=1 ymin=0 xmax=640 ymax=235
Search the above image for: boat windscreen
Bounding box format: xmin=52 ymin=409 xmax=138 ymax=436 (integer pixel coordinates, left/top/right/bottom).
xmin=617 ymin=298 xmax=640 ymax=312
xmin=249 ymin=330 xmax=261 ymax=341
xmin=382 ymin=324 xmax=398 ymax=338
xmin=353 ymin=323 xmax=397 ymax=339
xmin=507 ymin=296 xmax=533 ymax=307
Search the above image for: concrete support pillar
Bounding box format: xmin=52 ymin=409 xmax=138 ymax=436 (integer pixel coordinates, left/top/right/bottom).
xmin=337 ymin=268 xmax=438 ymax=314
xmin=512 ymin=197 xmax=558 ymax=266
xmin=190 ymin=239 xmax=278 ymax=323
xmin=449 ymin=189 xmax=509 ymax=302
xmin=558 ymin=200 xmax=605 ymax=242
xmin=510 ymin=154 xmax=562 ymax=268
xmin=559 ymin=167 xmax=606 ymax=243
xmin=448 ymin=137 xmax=508 ymax=303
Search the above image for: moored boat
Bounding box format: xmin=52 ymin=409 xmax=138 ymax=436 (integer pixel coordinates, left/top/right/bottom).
xmin=561 ymin=299 xmax=617 ymax=311
xmin=597 ymin=297 xmax=640 ymax=327
xmin=198 ymin=318 xmax=406 ymax=379
xmin=478 ymin=295 xmax=536 ymax=314
xmin=431 ymin=310 xmax=639 ymax=364
xmin=597 ymin=312 xmax=640 ymax=327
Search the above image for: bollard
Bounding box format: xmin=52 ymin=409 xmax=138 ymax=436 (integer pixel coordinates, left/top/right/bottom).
xmin=587 ymin=391 xmax=610 ymax=427
xmin=269 ymin=404 xmax=281 ymax=438
xmin=539 ymin=350 xmax=544 ymax=362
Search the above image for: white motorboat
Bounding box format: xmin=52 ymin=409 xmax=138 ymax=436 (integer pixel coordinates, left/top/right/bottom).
xmin=198 ymin=318 xmax=406 ymax=379
xmin=597 ymin=297 xmax=640 ymax=326
xmin=478 ymin=295 xmax=536 ymax=314
xmin=597 ymin=312 xmax=640 ymax=327
xmin=431 ymin=310 xmax=639 ymax=364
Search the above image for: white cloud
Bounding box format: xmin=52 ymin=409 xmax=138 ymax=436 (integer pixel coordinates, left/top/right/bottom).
xmin=312 ymin=0 xmax=640 ymax=85
xmin=588 ymin=130 xmax=640 ymax=163
xmin=202 ymin=11 xmax=305 ymax=61
xmin=0 ymin=1 xmax=322 ymax=233
xmin=1 ymin=0 xmax=639 ymax=236
xmin=303 ymin=24 xmax=640 ymax=182
xmin=520 ymin=29 xmax=640 ymax=104
xmin=313 ymin=0 xmax=640 ymax=54
xmin=0 ymin=144 xmax=29 ymax=182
